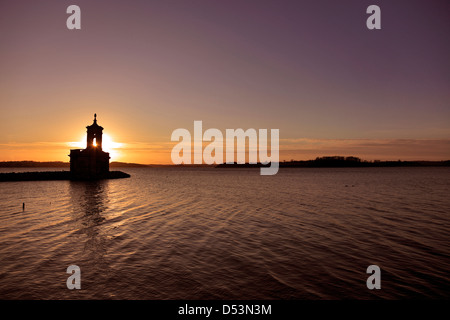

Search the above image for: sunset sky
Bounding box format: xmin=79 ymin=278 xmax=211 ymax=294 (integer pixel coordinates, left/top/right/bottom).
xmin=1 ymin=0 xmax=449 ymax=164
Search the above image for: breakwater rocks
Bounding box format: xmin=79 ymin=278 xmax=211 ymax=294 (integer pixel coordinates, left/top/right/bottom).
xmin=0 ymin=171 xmax=130 ymax=182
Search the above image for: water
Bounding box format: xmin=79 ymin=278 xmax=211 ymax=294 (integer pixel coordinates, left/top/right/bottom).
xmin=0 ymin=167 xmax=449 ymax=299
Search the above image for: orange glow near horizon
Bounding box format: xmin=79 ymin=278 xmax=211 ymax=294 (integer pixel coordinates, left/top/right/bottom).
xmin=1 ymin=118 xmax=450 ymax=164
xmin=0 ymin=138 xmax=450 ymax=164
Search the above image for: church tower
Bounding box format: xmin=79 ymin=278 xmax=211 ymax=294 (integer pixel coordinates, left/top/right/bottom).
xmin=86 ymin=113 xmax=103 ymax=150
xmin=69 ymin=114 xmax=110 ymax=179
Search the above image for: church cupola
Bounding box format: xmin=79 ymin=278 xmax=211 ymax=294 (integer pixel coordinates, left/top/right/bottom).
xmin=86 ymin=113 xmax=104 ymax=150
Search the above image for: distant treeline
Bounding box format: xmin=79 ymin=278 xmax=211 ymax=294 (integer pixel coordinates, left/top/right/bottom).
xmin=0 ymin=161 xmax=69 ymax=167
xmin=217 ymin=156 xmax=450 ymax=168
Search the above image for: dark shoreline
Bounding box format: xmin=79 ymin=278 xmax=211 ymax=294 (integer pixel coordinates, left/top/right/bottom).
xmin=0 ymin=170 xmax=130 ymax=182
xmin=217 ymin=160 xmax=450 ymax=169
xmin=1 ymin=159 xmax=450 ymax=169
xmin=0 ymin=161 xmax=147 ymax=168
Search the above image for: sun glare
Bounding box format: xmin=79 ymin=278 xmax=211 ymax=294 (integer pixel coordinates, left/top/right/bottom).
xmin=102 ymin=134 xmax=123 ymax=152
xmin=69 ymin=133 xmax=123 ymax=160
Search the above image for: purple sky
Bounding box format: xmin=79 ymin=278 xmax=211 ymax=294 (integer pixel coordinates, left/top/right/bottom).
xmin=1 ymin=0 xmax=449 ymax=162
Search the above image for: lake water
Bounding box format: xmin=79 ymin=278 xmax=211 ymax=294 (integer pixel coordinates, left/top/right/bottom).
xmin=0 ymin=167 xmax=449 ymax=299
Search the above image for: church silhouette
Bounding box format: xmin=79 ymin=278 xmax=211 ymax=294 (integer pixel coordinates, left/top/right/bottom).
xmin=69 ymin=114 xmax=110 ymax=179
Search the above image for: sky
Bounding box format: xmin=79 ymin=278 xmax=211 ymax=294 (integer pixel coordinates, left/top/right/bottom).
xmin=1 ymin=0 xmax=449 ymax=164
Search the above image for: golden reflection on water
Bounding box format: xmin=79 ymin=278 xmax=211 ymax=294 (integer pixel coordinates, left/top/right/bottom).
xmin=69 ymin=181 xmax=111 ymax=283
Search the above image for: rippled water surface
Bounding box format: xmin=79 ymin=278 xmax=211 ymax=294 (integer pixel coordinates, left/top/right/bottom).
xmin=0 ymin=167 xmax=449 ymax=299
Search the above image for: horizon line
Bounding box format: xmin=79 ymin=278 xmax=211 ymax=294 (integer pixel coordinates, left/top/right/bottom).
xmin=1 ymin=157 xmax=450 ymax=166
